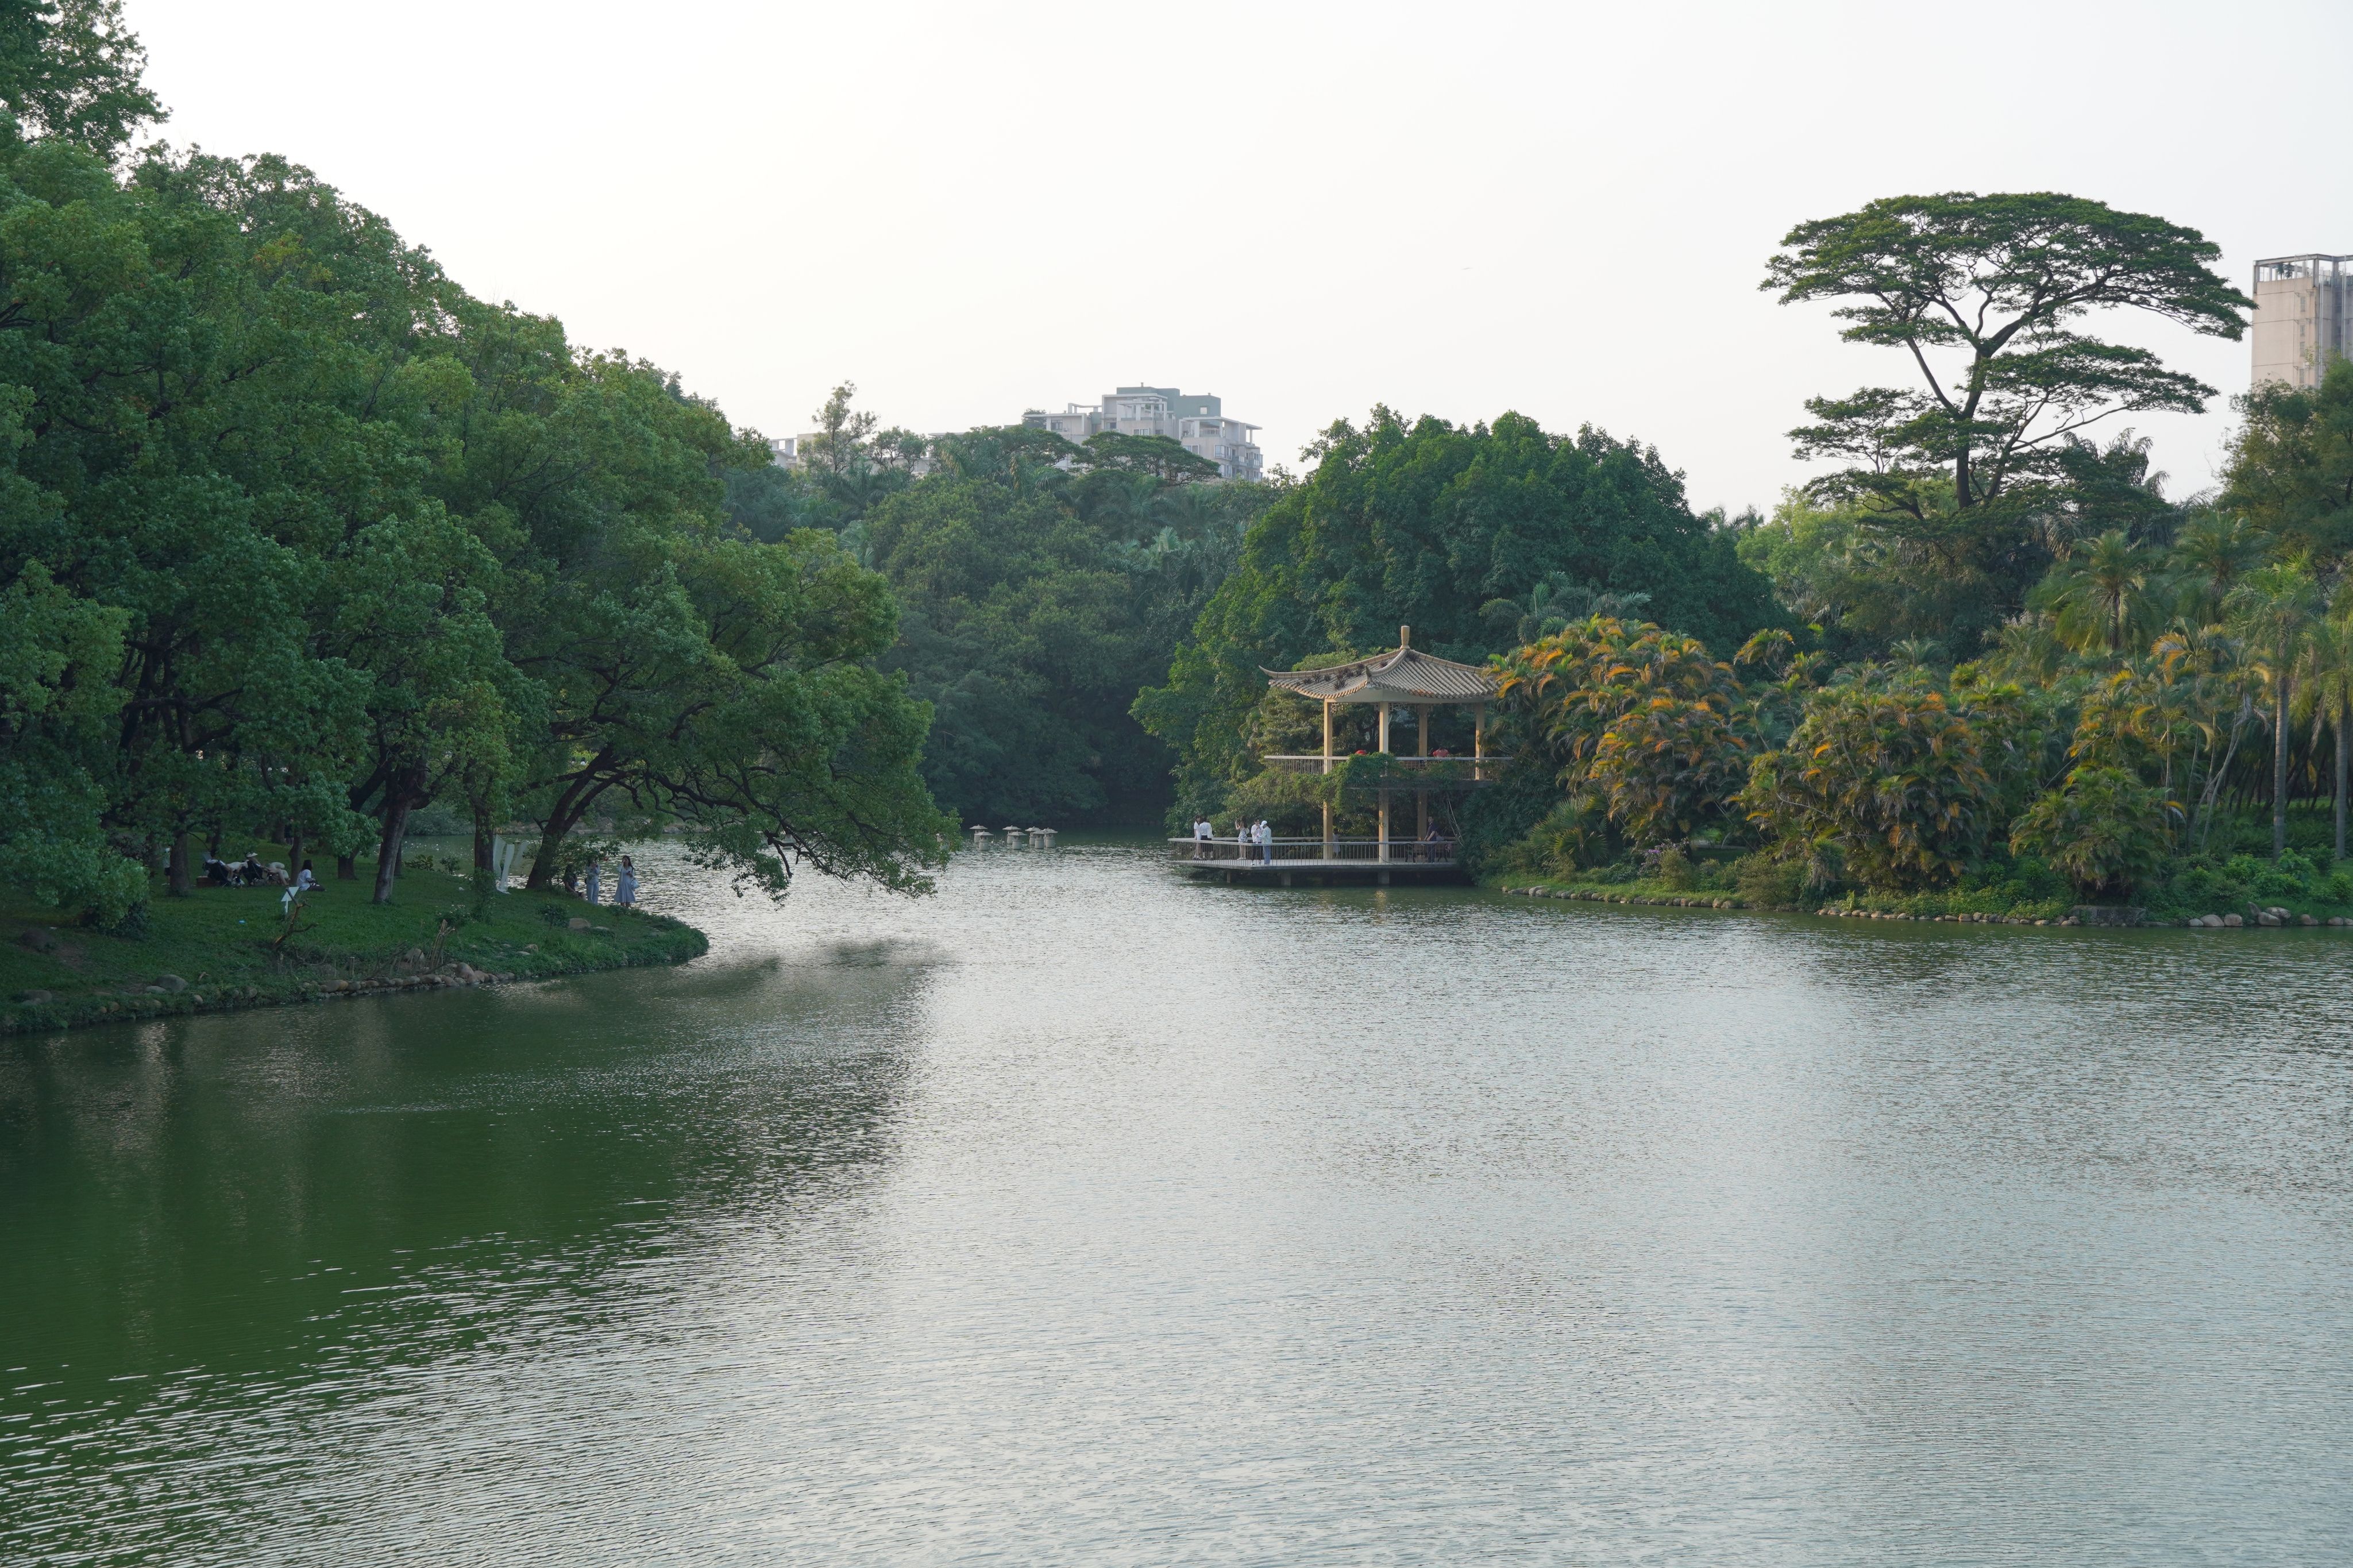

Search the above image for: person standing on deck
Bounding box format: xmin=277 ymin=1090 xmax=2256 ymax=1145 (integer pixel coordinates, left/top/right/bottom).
xmin=1255 ymin=819 xmax=1274 ymax=865
xmin=1193 ymin=816 xmax=1213 ymax=859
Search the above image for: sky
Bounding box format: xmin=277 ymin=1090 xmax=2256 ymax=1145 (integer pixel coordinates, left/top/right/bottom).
xmin=126 ymin=0 xmax=2353 ymax=517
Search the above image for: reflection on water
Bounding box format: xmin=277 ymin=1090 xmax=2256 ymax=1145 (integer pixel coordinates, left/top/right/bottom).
xmin=5 ymin=839 xmax=2352 ymax=1563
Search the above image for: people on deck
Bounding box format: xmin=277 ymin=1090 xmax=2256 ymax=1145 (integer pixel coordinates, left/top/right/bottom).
xmin=1193 ymin=816 xmax=1213 ymax=859
xmin=615 ymin=856 xmax=637 ymax=908
xmin=1255 ymin=819 xmax=1274 ymax=864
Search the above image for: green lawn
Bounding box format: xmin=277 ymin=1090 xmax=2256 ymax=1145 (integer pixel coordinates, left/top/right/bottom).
xmin=2 ymin=864 xmax=707 ymax=1036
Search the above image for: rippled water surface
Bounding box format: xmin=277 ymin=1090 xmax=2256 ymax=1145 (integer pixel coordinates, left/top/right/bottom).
xmin=5 ymin=838 xmax=2352 ymax=1564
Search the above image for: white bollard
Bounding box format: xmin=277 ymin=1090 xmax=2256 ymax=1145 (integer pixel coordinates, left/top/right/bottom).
xmin=1040 ymin=828 xmax=1058 ymax=848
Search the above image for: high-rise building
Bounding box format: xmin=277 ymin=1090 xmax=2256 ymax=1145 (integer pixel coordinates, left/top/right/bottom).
xmin=2251 ymin=253 xmax=2351 ymax=389
xmin=1023 ymin=385 xmax=1264 ymax=480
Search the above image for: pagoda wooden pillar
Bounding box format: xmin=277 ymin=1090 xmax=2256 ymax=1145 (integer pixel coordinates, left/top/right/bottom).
xmin=1321 ymin=699 xmax=1334 ymax=858
xmin=1377 ymin=701 xmax=1391 ymax=862
xmin=1474 ymin=704 xmax=1486 ymax=782
xmin=1415 ymin=703 xmax=1430 ymax=845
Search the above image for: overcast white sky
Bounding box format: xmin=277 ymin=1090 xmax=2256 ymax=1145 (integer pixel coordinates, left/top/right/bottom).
xmin=127 ymin=0 xmax=2351 ymax=516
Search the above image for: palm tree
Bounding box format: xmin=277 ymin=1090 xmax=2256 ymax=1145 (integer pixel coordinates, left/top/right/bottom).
xmin=2296 ymin=611 xmax=2353 ymax=862
xmin=2226 ymin=561 xmax=2325 ymax=858
xmin=2169 ymin=513 xmax=2264 ymax=627
xmin=2036 ymin=530 xmax=2155 ymax=655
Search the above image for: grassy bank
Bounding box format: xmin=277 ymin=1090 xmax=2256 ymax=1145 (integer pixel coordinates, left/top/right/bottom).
xmin=2 ymin=864 xmax=707 ymax=1036
xmin=1492 ymin=862 xmax=2353 ymax=927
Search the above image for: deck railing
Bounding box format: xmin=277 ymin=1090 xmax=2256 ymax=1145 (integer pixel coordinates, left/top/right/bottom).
xmin=1257 ymin=754 xmax=1508 ymax=780
xmin=1168 ymin=837 xmax=1457 ymax=866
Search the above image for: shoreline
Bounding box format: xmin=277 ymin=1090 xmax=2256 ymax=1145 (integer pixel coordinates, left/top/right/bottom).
xmin=3 ymin=867 xmax=707 ymax=1038
xmin=1494 ymin=879 xmax=2353 ymax=930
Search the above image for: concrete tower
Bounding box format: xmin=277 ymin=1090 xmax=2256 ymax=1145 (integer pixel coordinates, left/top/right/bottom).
xmin=2252 ymin=253 xmax=2351 ymax=389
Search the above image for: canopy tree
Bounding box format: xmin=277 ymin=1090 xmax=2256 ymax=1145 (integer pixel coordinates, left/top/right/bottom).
xmin=1765 ymin=192 xmax=2247 ymax=520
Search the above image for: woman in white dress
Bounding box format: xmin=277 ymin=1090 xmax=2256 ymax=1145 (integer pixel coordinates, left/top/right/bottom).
xmin=614 ymin=855 xmax=638 ymax=908
xmin=584 ymin=859 xmax=601 ymax=905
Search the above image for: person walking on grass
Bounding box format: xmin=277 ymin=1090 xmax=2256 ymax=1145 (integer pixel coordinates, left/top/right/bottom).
xmin=615 ymin=855 xmax=638 ymax=909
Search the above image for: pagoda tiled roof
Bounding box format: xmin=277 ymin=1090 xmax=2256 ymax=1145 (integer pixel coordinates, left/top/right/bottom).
xmin=1264 ymin=643 xmax=1497 ymax=704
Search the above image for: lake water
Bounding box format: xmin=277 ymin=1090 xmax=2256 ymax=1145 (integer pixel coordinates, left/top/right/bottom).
xmin=4 ymin=837 xmax=2351 ymax=1564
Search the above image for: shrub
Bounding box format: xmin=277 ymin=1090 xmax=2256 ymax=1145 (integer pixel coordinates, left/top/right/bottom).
xmin=1741 ymin=681 xmax=2009 ymax=890
xmin=2007 ymin=766 xmax=2173 ymax=897
xmin=1734 ymin=852 xmax=1812 ymax=908
xmin=1498 ymin=618 xmax=1754 ymax=849
xmin=1653 ymin=844 xmax=1695 ymax=889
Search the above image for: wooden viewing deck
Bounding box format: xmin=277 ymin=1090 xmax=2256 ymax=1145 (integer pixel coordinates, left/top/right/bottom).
xmin=1168 ymin=839 xmax=1468 ymax=886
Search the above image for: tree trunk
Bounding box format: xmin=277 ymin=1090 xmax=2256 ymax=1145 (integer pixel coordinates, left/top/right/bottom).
xmin=168 ymin=831 xmax=193 ymax=898
xmin=288 ymin=832 xmax=303 ymax=880
xmin=2274 ymin=682 xmax=2291 ymax=860
xmin=523 ymin=770 xmax=610 ymax=890
xmin=474 ymin=808 xmax=493 ymax=872
xmin=337 ymin=853 xmax=357 ymax=881
xmin=374 ymin=799 xmax=416 ymax=907
xmin=2338 ymin=697 xmax=2349 ymax=864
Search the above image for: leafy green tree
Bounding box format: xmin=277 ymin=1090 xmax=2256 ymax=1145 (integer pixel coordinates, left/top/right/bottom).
xmin=1765 ymin=192 xmax=2247 ymax=517
xmin=2224 ymin=358 xmax=2353 ymax=559
xmin=0 ymin=0 xmax=159 ymax=155
xmin=0 ymin=561 xmax=141 ymax=919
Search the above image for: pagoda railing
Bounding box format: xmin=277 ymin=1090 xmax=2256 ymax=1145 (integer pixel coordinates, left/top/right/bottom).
xmin=1257 ymin=754 xmax=1509 ymax=781
xmin=1168 ymin=837 xmax=1457 ymax=866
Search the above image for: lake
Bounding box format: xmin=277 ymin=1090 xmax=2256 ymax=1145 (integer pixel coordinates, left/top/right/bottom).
xmin=5 ymin=837 xmax=2351 ymax=1564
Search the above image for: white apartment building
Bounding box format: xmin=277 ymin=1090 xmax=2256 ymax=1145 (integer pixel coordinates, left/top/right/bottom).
xmin=1023 ymin=385 xmax=1264 ymax=480
xmin=2252 ymin=254 xmax=2351 ymax=389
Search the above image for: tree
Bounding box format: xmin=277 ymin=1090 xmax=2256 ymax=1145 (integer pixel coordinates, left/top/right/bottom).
xmin=0 ymin=0 xmax=159 ymax=155
xmin=2295 ymin=611 xmax=2353 ymax=862
xmin=1495 ymin=616 xmax=1753 ymax=849
xmin=0 ymin=561 xmax=141 ymax=920
xmin=1740 ymin=679 xmax=2026 ymax=890
xmin=2033 ymin=530 xmax=2158 ymax=655
xmin=2224 ymin=561 xmax=2324 ymax=859
xmin=1765 ymin=192 xmax=2247 ymax=519
xmin=2225 ymin=358 xmax=2353 ymax=561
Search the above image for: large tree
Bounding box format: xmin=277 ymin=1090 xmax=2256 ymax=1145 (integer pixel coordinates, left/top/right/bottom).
xmin=1764 ymin=192 xmax=2246 ymax=520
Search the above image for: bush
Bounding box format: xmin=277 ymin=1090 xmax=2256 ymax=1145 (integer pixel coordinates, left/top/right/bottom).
xmin=1741 ymin=681 xmax=2013 ymax=890
xmin=1734 ymin=853 xmax=1812 ymax=908
xmin=539 ymin=903 xmax=571 ymax=927
xmin=1653 ymin=844 xmax=1695 ymax=890
xmin=2007 ymin=766 xmax=2171 ymax=897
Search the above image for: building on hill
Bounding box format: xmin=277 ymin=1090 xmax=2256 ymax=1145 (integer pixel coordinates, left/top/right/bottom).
xmin=2252 ymin=253 xmax=2351 ymax=389
xmin=1023 ymin=385 xmax=1264 ymax=480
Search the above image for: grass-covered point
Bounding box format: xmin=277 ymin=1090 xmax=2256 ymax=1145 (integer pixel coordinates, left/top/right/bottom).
xmin=2 ymin=862 xmax=704 ymax=1036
